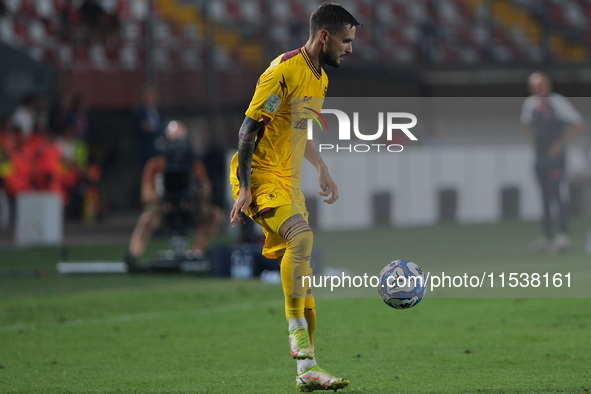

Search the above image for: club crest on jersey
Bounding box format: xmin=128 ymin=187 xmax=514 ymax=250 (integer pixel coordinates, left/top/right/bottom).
xmin=265 ymin=190 xmax=279 ymax=200
xmin=263 ymin=93 xmax=282 ymax=114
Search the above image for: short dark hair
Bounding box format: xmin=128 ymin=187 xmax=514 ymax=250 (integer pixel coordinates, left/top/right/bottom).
xmin=310 ymin=2 xmax=361 ymax=38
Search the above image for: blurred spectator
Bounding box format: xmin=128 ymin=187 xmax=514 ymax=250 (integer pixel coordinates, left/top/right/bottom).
xmin=12 ymin=94 xmax=50 ymax=139
xmin=79 ymin=0 xmax=120 ymax=45
xmin=35 ymin=94 xmax=51 ymax=134
xmin=64 ymin=93 xmax=89 ymax=140
xmin=521 ymin=72 xmax=584 ymax=253
xmin=0 ymin=0 xmax=6 ymax=17
xmin=132 ymin=86 xmax=163 ymax=167
xmin=1 ymin=111 xmax=102 ymax=223
xmin=23 ymin=127 xmax=62 ymax=196
xmin=56 ymin=120 xmax=102 ymax=222
xmin=12 ymin=95 xmax=38 ymax=138
xmin=50 ymin=91 xmax=74 ymax=135
xmin=59 ymin=0 xmax=79 ymax=41
xmin=0 ymin=117 xmax=13 ymax=230
xmin=0 ymin=117 xmax=23 ymax=158
xmin=0 ymin=125 xmax=62 ymax=202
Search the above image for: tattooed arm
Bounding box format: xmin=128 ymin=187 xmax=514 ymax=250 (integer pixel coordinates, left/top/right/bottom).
xmin=230 ymin=115 xmax=264 ymax=227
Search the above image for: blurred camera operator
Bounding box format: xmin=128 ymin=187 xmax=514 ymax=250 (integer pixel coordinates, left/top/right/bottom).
xmin=125 ymin=120 xmax=212 ymax=271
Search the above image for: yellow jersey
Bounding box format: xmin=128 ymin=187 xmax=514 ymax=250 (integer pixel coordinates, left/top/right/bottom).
xmin=229 ymin=47 xmax=329 ymax=191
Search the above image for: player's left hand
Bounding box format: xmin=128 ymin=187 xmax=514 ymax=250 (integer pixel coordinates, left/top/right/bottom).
xmin=230 ymin=186 xmax=252 ymax=228
xmin=318 ymin=170 xmax=339 ymax=204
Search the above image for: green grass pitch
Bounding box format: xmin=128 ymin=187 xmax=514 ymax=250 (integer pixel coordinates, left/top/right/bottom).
xmin=1 ymin=220 xmax=590 ymax=393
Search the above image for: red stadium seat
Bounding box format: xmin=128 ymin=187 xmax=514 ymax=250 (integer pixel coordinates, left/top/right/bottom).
xmin=20 ymin=0 xmax=34 ymax=15
xmin=53 ymin=0 xmax=66 ymax=13
xmin=13 ymin=17 xmax=28 ymax=43
xmin=116 ymin=0 xmax=131 ymax=20
xmin=355 ymin=0 xmax=374 ymax=23
xmin=549 ymin=3 xmax=567 ymax=25
xmin=74 ymin=44 xmax=90 ymax=69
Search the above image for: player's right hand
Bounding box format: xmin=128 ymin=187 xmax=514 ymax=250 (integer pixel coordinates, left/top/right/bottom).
xmin=230 ymin=187 xmax=252 ymax=228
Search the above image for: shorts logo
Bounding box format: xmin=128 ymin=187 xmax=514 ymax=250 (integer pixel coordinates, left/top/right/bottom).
xmin=265 ymin=191 xmax=278 ymax=200
xmin=263 ymin=93 xmax=282 ymax=114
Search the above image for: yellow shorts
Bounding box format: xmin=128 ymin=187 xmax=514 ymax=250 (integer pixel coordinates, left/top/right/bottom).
xmin=232 ymin=180 xmax=308 ymax=260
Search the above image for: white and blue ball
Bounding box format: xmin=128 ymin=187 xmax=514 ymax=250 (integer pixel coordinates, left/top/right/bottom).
xmin=378 ymin=259 xmax=427 ymax=309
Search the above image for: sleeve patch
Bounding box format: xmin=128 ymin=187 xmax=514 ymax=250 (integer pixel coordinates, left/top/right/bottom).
xmin=263 ymin=93 xmax=282 ymax=114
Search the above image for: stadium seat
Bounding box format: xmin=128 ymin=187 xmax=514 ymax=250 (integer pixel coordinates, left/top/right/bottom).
xmin=182 ymin=24 xmax=200 ymax=43
xmin=34 ymin=0 xmax=55 ymax=20
xmin=153 ymin=46 xmax=171 ymax=70
xmin=459 ymin=46 xmax=481 ymax=63
xmin=0 ymin=0 xmax=589 ymax=76
xmin=28 ymin=19 xmax=47 ymax=45
xmin=3 ymin=0 xmax=22 ymax=14
xmin=207 ymin=1 xmax=229 ymax=24
xmin=269 ymin=24 xmax=290 ymax=49
xmin=0 ymin=18 xmax=17 ymax=45
xmin=374 ymin=1 xmax=396 ymax=25
xmin=74 ymin=44 xmax=89 ymax=69
xmin=269 ymin=0 xmax=290 ymax=23
xmin=58 ymin=43 xmax=74 ymax=68
xmin=129 ymin=0 xmax=148 ymax=21
xmin=562 ymin=1 xmax=587 ymax=27
xmin=13 ymin=17 xmax=28 ymax=44
xmin=239 ymin=0 xmax=262 ymax=24
xmin=153 ymin=20 xmax=173 ymax=45
xmin=89 ymin=43 xmax=109 ymax=70
xmin=438 ymin=0 xmax=462 ymax=25
xmin=119 ymin=44 xmax=140 ymax=70
xmin=121 ymin=20 xmax=141 ymax=43
xmin=180 ymin=47 xmax=202 ymax=70
xmin=355 ymin=0 xmax=374 ymax=23
xmin=99 ymin=0 xmax=117 ymax=14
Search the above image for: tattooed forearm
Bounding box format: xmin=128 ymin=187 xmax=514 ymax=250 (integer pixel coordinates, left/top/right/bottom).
xmin=237 ymin=116 xmax=264 ymax=188
xmin=238 ymin=129 xmax=255 ymax=187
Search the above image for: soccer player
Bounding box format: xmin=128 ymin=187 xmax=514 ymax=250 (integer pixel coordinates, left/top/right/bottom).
xmin=229 ymin=2 xmax=360 ymax=392
xmin=521 ymin=72 xmax=583 ymax=252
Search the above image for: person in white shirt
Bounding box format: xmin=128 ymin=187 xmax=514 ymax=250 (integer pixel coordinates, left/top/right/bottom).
xmin=521 ymin=72 xmax=584 ymax=252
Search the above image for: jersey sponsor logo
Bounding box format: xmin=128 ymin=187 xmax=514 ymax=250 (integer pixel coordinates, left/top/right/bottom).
xmin=263 ymin=93 xmax=282 ymax=114
xmin=292 ymin=118 xmax=308 ymax=130
xmin=324 ymin=85 xmax=328 ymax=97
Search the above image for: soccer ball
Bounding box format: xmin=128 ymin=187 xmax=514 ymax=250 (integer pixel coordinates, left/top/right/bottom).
xmin=378 ymin=259 xmax=427 ymax=309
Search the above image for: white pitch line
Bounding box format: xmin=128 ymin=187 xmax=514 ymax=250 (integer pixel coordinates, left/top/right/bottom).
xmin=0 ymin=300 xmax=284 ymax=333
